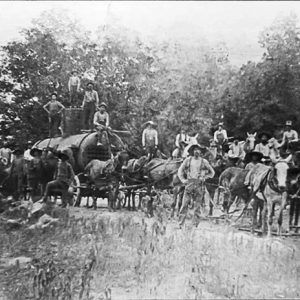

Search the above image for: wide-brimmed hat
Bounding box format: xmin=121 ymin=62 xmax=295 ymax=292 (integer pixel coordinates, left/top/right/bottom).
xmin=218 ymin=122 xmax=224 ymax=127
xmin=12 ymin=148 xmax=24 ymax=155
xmin=30 ymin=147 xmax=42 ymax=156
xmin=143 ymin=121 xmax=156 ymax=127
xmin=187 ymin=143 xmax=206 ymax=155
xmin=258 ymin=132 xmax=271 ymax=140
xmin=245 ymin=151 xmax=263 ymax=162
xmin=27 ymin=141 xmax=33 ymax=145
xmin=285 ymin=120 xmax=293 ymax=126
xmin=86 ymin=82 xmax=94 ymax=87
xmin=56 ymin=150 xmax=70 ymax=160
xmin=98 ymin=102 xmax=107 ymax=109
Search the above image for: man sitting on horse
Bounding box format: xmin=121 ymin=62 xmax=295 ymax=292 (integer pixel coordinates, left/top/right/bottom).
xmin=228 ymin=136 xmax=244 ymax=166
xmin=213 ymin=122 xmax=228 ymax=155
xmin=93 ymin=102 xmax=110 ymax=147
xmin=254 ymin=132 xmax=272 ymax=161
xmin=142 ymin=121 xmax=158 ymax=160
xmin=178 ymin=144 xmax=215 ymax=227
xmin=278 ymin=121 xmax=298 ymax=154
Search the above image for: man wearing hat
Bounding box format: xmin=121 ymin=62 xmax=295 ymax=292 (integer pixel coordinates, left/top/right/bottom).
xmin=228 ymin=137 xmax=245 ymax=165
xmin=178 ymin=144 xmax=215 ymax=227
xmin=279 ymin=121 xmax=298 ymax=153
xmin=213 ymin=122 xmax=228 ymax=155
xmin=24 ymin=141 xmax=34 ymax=162
xmin=42 ymin=149 xmax=75 ymax=207
xmin=142 ymin=121 xmax=158 ymax=159
xmin=244 ymin=151 xmax=264 ymax=188
xmin=27 ymin=148 xmax=43 ymax=200
xmin=9 ymin=148 xmax=26 ymax=200
xmin=68 ymin=70 xmax=81 ymax=106
xmin=43 ymin=92 xmax=65 ymax=138
xmin=174 ymin=128 xmax=190 ymax=158
xmin=94 ymin=102 xmax=110 ymax=147
xmin=254 ymin=132 xmax=272 ymax=159
xmin=82 ymin=82 xmax=99 ymax=131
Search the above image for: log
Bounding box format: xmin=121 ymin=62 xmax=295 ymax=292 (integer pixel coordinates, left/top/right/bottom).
xmin=119 ymin=183 xmax=147 ymax=190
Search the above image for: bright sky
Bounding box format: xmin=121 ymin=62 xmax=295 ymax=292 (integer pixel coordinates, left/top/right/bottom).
xmin=0 ymin=1 xmax=300 ymax=66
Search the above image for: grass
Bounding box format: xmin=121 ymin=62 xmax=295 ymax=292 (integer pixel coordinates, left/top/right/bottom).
xmin=0 ymin=202 xmax=300 ymax=299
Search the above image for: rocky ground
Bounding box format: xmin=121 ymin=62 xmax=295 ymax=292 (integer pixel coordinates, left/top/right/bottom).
xmin=0 ymin=197 xmax=300 ymax=300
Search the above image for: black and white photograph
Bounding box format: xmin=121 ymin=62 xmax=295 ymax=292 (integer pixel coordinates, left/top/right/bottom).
xmin=0 ymin=1 xmax=300 ymax=299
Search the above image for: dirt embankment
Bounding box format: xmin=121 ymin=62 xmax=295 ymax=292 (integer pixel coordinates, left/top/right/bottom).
xmin=0 ymin=206 xmax=300 ymax=299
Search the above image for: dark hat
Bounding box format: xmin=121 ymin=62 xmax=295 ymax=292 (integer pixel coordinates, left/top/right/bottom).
xmin=12 ymin=148 xmax=24 ymax=155
xmin=98 ymin=102 xmax=107 ymax=109
xmin=258 ymin=132 xmax=271 ymax=140
xmin=187 ymin=143 xmax=206 ymax=155
xmin=87 ymin=82 xmax=94 ymax=87
xmin=30 ymin=147 xmax=42 ymax=156
xmin=56 ymin=150 xmax=70 ymax=160
xmin=245 ymin=151 xmax=263 ymax=162
xmin=51 ymin=92 xmax=58 ymax=97
xmin=233 ymin=136 xmax=241 ymax=141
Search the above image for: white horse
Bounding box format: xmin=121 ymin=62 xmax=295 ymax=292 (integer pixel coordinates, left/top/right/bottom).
xmin=172 ymin=133 xmax=199 ymax=159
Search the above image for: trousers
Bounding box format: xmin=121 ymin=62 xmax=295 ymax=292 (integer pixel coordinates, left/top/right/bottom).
xmin=43 ymin=180 xmax=70 ymax=207
xmin=83 ymin=102 xmax=96 ymax=130
xmin=179 ymin=180 xmax=206 ymax=227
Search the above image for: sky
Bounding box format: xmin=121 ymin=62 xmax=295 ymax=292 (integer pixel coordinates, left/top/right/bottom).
xmin=1 ymin=1 xmax=300 ymax=66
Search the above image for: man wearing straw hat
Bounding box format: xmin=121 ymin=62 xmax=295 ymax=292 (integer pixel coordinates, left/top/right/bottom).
xmin=142 ymin=121 xmax=158 ymax=159
xmin=94 ymin=102 xmax=110 ymax=147
xmin=68 ymin=69 xmax=81 ymax=106
xmin=278 ymin=120 xmax=298 ymax=153
xmin=213 ymin=122 xmax=228 ymax=155
xmin=178 ymin=143 xmax=215 ymax=227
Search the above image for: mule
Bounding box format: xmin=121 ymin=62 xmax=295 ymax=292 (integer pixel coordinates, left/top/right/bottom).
xmin=254 ymin=156 xmax=292 ymax=236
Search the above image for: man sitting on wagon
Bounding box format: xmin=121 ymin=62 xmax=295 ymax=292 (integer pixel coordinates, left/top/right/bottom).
xmin=142 ymin=121 xmax=158 ymax=160
xmin=42 ymin=149 xmax=75 ymax=208
xmin=93 ymin=102 xmax=110 ymax=147
xmin=213 ymin=122 xmax=228 ymax=155
xmin=278 ymin=120 xmax=299 ymax=154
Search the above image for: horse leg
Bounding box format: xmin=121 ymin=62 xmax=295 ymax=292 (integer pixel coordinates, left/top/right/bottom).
xmin=93 ymin=196 xmax=97 ymax=210
xmin=278 ymin=194 xmax=287 ymax=236
xmin=289 ymin=196 xmax=295 ymax=230
xmin=251 ymin=197 xmax=258 ymax=233
xmin=132 ymin=191 xmax=136 ymax=211
xmin=267 ymin=201 xmax=273 ymax=237
xmin=257 ymin=199 xmax=264 ymax=228
xmin=261 ymin=200 xmax=268 ymax=236
xmin=171 ymin=186 xmax=179 ymax=218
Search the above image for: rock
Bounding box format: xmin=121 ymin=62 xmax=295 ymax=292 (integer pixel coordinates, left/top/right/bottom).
xmin=28 ymin=214 xmax=59 ymax=230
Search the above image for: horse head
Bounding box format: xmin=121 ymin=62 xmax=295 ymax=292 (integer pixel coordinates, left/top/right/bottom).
xmin=271 ymin=155 xmax=292 ymax=191
xmin=245 ymin=132 xmax=257 ymax=151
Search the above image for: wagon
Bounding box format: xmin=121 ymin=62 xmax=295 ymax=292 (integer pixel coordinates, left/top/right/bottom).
xmin=33 ymin=130 xmax=129 ymax=208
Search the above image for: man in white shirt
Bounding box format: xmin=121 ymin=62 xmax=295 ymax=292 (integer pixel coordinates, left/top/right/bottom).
xmin=254 ymin=132 xmax=272 ymax=159
xmin=142 ymin=121 xmax=158 ymax=159
xmin=24 ymin=141 xmax=34 ymax=162
xmin=175 ymin=128 xmax=190 ymax=148
xmin=279 ymin=121 xmax=298 ymax=154
xmin=68 ymin=70 xmax=81 ymax=106
xmin=178 ymin=144 xmax=215 ymax=227
xmin=213 ymin=123 xmax=228 ymax=155
xmin=228 ymin=137 xmax=244 ymax=166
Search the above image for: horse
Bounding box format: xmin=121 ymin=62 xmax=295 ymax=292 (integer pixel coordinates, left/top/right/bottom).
xmin=83 ymin=150 xmax=129 ymax=210
xmin=242 ymin=132 xmax=256 ymax=153
xmin=253 ymin=155 xmax=292 ymax=236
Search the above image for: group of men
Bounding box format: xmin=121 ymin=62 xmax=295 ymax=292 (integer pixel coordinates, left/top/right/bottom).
xmin=0 ymin=140 xmax=75 ymax=207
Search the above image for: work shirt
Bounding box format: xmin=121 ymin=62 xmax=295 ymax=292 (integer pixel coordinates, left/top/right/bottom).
xmin=27 ymin=157 xmax=43 ymax=180
xmin=142 ymin=128 xmax=158 ymax=147
xmin=214 ymin=129 xmax=228 ymax=143
xmin=94 ymin=111 xmax=109 ymax=127
xmin=68 ymin=76 xmax=80 ymax=90
xmin=55 ymin=160 xmax=75 ymax=185
xmin=228 ymin=143 xmax=244 ymax=158
xmin=175 ymin=133 xmax=190 ymax=148
xmin=254 ymin=143 xmax=271 ymax=157
xmin=83 ymin=90 xmax=99 ymax=106
xmin=282 ymin=130 xmax=298 ymax=142
xmin=44 ymin=101 xmax=65 ymax=116
xmin=178 ymin=156 xmax=215 ymax=183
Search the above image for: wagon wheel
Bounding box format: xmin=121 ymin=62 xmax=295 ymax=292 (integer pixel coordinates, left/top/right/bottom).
xmin=71 ymin=175 xmax=82 ymax=207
